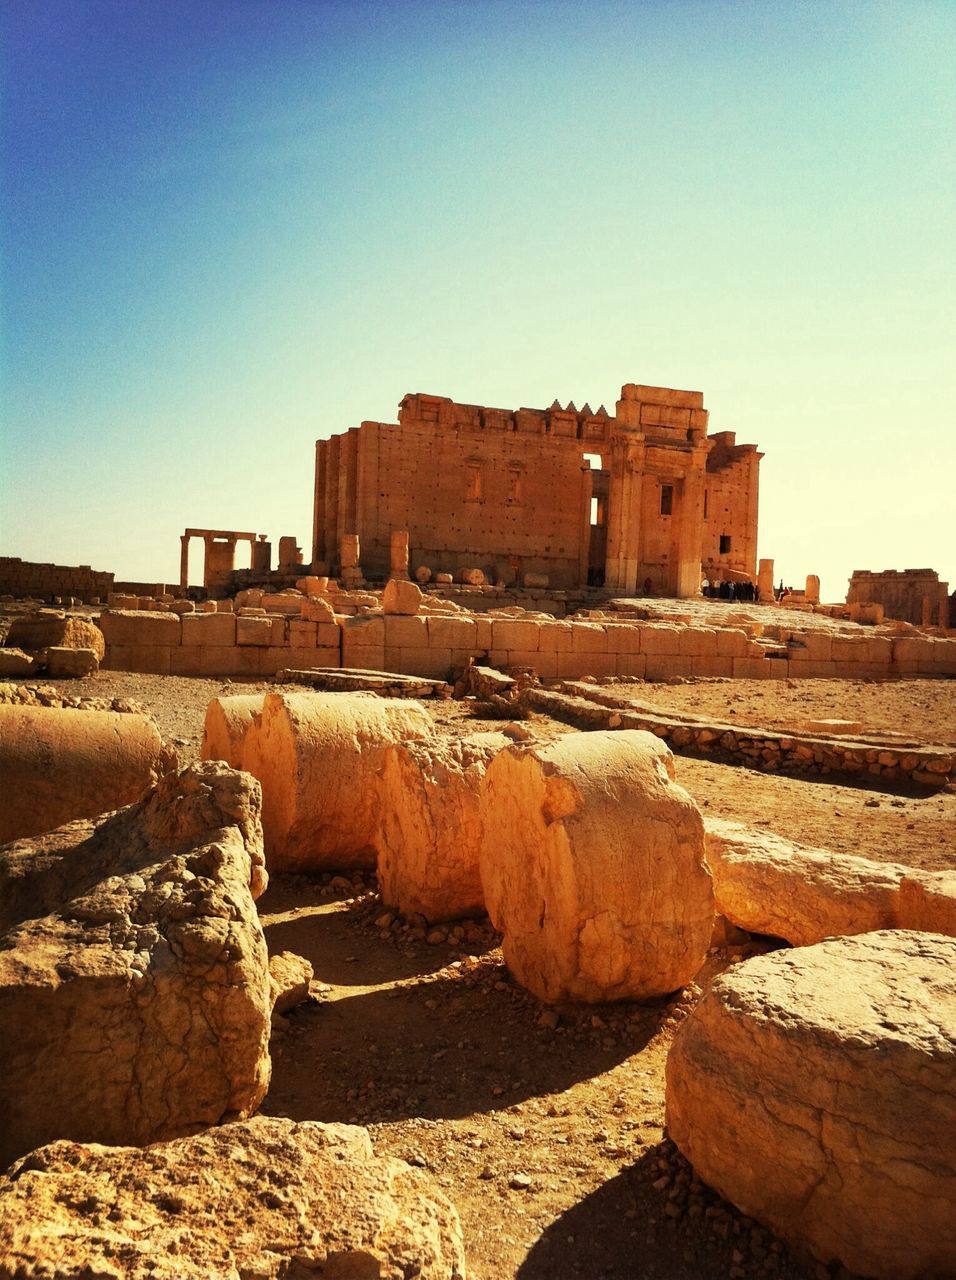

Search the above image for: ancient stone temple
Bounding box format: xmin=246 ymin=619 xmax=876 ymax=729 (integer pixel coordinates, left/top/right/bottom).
xmin=312 ymin=384 xmax=761 ymax=596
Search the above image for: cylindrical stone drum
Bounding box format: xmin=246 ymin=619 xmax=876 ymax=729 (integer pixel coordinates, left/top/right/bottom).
xmin=0 ymin=706 xmax=167 ymax=843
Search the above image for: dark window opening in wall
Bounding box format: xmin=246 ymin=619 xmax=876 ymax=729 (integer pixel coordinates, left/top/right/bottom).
xmin=590 ymin=497 xmax=606 ymax=527
xmin=660 ymin=484 xmax=673 ymax=516
xmin=582 ymin=452 xmax=603 ymax=470
xmin=720 ymin=534 xmax=732 ymax=553
xmin=703 ymin=490 xmax=709 ymax=518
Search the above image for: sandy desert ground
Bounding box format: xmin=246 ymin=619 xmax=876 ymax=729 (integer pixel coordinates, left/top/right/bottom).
xmin=16 ymin=668 xmax=952 ymax=1280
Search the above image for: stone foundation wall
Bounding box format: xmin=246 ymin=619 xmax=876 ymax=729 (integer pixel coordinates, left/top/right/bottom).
xmin=98 ymin=607 xmax=956 ymax=681
xmin=847 ymin=568 xmax=949 ymax=627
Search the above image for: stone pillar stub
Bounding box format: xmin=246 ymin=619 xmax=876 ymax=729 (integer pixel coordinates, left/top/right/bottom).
xmin=340 ymin=534 xmax=360 ymax=570
xmin=758 ymin=558 xmax=774 ymax=603
xmin=805 ymin=574 xmax=820 ymax=604
xmin=389 ymin=530 xmax=410 ymax=579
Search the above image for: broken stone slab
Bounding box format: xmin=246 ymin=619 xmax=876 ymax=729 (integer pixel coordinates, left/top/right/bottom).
xmin=377 ymin=732 xmax=510 ymax=923
xmin=268 ymin=951 xmax=314 ymax=1015
xmin=478 ymin=731 xmax=713 ymax=1003
xmin=0 ymin=1115 xmax=465 ymax=1280
xmin=0 ymin=704 xmax=173 ymax=844
xmin=241 ymin=691 xmax=434 ymax=871
xmin=704 ymin=817 xmax=956 ymax=944
xmin=665 ymin=930 xmax=956 ymax=1280
xmin=201 ymin=694 xmax=265 ymax=770
xmin=0 ymin=761 xmax=271 ymax=1168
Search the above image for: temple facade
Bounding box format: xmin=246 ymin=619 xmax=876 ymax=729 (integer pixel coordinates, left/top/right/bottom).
xmin=312 ymin=382 xmax=762 ymax=596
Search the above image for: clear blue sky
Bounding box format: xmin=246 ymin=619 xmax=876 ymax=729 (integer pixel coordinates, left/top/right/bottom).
xmin=2 ymin=0 xmax=953 ymax=599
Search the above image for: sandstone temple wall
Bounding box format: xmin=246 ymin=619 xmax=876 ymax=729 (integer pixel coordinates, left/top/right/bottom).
xmin=312 ymin=384 xmax=762 ymax=598
xmin=847 ymin=569 xmax=950 ymax=628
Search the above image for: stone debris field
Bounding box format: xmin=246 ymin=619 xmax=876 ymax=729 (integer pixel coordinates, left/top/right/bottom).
xmin=0 ymin=584 xmax=954 ymax=1280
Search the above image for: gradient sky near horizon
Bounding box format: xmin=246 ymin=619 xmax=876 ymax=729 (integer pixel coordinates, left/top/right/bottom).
xmin=2 ymin=0 xmax=954 ymax=599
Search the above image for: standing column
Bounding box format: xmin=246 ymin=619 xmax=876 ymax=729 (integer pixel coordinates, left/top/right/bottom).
xmin=179 ymin=535 xmax=190 ymax=592
xmin=674 ymin=447 xmax=708 ymax=598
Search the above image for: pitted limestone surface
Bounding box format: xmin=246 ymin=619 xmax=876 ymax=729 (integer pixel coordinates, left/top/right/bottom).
xmin=0 ymin=1115 xmax=465 ymax=1280
xmin=0 ymin=761 xmax=271 ymax=1167
xmin=478 ymin=731 xmax=713 ymax=1003
xmin=665 ymin=930 xmax=956 ymax=1280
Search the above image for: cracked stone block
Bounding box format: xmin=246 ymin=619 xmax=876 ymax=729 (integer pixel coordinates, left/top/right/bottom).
xmin=0 ymin=1115 xmax=465 ymax=1280
xmin=478 ymin=731 xmax=713 ymax=1002
xmin=0 ymin=762 xmax=271 ymax=1168
xmin=377 ymin=732 xmax=510 ymax=923
xmin=665 ymin=930 xmax=956 ymax=1280
xmin=705 ymin=817 xmax=956 ymax=945
xmin=241 ymin=691 xmax=433 ymax=871
xmin=200 ymin=694 xmax=265 ymax=770
xmin=0 ymin=705 xmax=173 ymax=844
xmin=5 ymin=612 xmax=105 ymax=661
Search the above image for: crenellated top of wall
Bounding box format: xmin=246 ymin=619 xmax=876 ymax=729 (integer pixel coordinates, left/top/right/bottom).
xmin=396 ymin=392 xmax=613 ymax=443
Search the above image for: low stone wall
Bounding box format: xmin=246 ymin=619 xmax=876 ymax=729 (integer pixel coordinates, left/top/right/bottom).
xmin=523 ymin=682 xmax=954 ymax=788
xmin=96 ymin=603 xmax=956 ymax=682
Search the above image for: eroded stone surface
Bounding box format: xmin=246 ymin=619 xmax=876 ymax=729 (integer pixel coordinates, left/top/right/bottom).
xmin=5 ymin=611 xmax=106 ymax=661
xmin=269 ymin=951 xmax=313 ymax=1015
xmin=377 ymin=732 xmax=510 ymax=922
xmin=241 ymin=691 xmax=433 ymax=870
xmin=0 ymin=704 xmax=171 ymax=843
xmin=705 ymin=817 xmax=956 ymax=944
xmin=665 ymin=930 xmax=956 ymax=1280
xmin=478 ymin=731 xmax=713 ymax=1002
xmin=0 ymin=762 xmax=271 ymax=1168
xmin=0 ymin=1116 xmax=466 ymax=1280
xmin=201 ymin=694 xmax=265 ymax=770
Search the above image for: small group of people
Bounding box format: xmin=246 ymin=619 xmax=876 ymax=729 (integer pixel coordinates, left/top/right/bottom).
xmin=701 ymin=577 xmax=757 ymax=602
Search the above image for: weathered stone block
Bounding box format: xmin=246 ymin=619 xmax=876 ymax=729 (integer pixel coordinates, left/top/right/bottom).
xmin=384 ymin=615 xmax=428 ymax=648
xmin=241 ymin=692 xmax=433 ymax=870
xmin=732 ymin=657 xmax=772 ymax=679
xmin=382 ymin=578 xmax=422 ymax=615
xmin=638 ymin=624 xmax=680 ymax=654
xmin=45 ymin=647 xmax=99 ymax=678
xmin=0 ymin=762 xmax=270 ymax=1167
xmin=377 ymin=732 xmax=509 ymax=922
xmin=493 ymin=619 xmax=540 ymax=651
xmin=479 ymin=732 xmax=712 ymax=1003
xmin=678 ymin=627 xmax=717 ymax=657
xmin=426 ymin=615 xmax=477 ymax=648
xmin=665 ymin=932 xmax=956 ymax=1280
xmin=237 ymin=616 xmax=273 ymax=647
xmin=615 ymin=653 xmax=647 ymax=678
xmin=104 ymin=644 xmax=173 ymax=675
xmin=98 ymin=610 xmax=181 ymax=648
xmin=181 ymin=612 xmax=237 ymax=647
xmin=714 ymin=628 xmax=750 ymax=658
xmin=604 ymin=624 xmax=641 ymax=655
xmin=288 ymin=619 xmax=317 ymax=648
xmin=569 ymin=622 xmax=608 ymax=654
